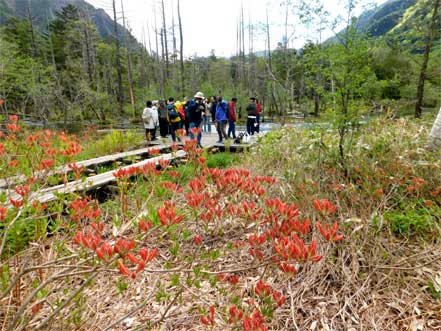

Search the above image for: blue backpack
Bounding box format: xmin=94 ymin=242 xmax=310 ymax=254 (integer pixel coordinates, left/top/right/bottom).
xmin=167 ymin=104 xmax=179 ymax=119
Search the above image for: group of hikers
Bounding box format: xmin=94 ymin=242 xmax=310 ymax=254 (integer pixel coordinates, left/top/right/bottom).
xmin=142 ymin=93 xmax=262 ymax=147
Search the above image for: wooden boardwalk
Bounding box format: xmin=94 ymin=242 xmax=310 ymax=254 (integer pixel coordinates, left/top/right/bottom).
xmin=0 ymin=145 xmax=170 ymax=189
xmin=4 ymin=130 xmax=265 ymax=206
xmin=6 ymin=150 xmax=186 ymax=205
xmin=147 ymin=131 xmax=262 ymax=150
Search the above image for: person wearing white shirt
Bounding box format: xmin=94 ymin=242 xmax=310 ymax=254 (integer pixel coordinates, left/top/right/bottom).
xmin=142 ymin=100 xmax=159 ymax=143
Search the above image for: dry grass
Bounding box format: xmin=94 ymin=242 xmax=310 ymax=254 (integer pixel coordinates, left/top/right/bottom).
xmin=1 ymin=117 xmax=441 ymax=331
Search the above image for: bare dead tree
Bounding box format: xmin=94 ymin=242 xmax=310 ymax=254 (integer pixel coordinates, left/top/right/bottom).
xmin=112 ymin=0 xmax=124 ymax=114
xmin=26 ymin=3 xmax=38 ymax=58
xmin=140 ymin=26 xmax=147 ymax=88
xmin=266 ymin=8 xmax=279 ymax=117
xmin=161 ymin=0 xmax=170 ymax=79
xmin=171 ymin=0 xmax=177 ymax=63
xmin=81 ymin=12 xmax=94 ymax=86
xmin=153 ymin=3 xmax=164 ymax=97
xmin=241 ymin=4 xmax=246 ymax=89
xmin=120 ymin=0 xmax=136 ymax=117
xmin=177 ymin=0 xmax=185 ymax=95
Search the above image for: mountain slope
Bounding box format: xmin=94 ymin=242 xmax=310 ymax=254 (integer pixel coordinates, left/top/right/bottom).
xmin=325 ymin=0 xmax=425 ymax=44
xmin=0 ymin=0 xmax=133 ymax=42
xmin=356 ymin=0 xmax=416 ymax=37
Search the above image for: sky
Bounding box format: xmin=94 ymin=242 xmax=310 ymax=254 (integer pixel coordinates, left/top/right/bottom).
xmin=86 ymin=0 xmax=387 ymax=57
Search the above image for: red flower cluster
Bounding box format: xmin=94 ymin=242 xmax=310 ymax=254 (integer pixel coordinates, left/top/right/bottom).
xmin=113 ymin=166 xmax=138 ymax=179
xmin=122 ymin=247 xmax=158 ymax=277
xmin=70 ymin=198 xmax=101 ymax=222
xmin=217 ymin=273 xmax=240 ymax=285
xmin=199 ymin=198 xmax=223 ymax=222
xmin=148 ymin=147 xmax=161 ymax=156
xmin=207 ymin=168 xmax=267 ymax=197
xmin=188 ymin=177 xmax=206 ymax=193
xmin=91 ymin=221 xmax=105 ymax=233
xmin=316 ymin=221 xmax=344 ymax=242
xmin=14 ymin=185 xmax=30 ymax=197
xmin=278 ymin=262 xmax=297 ymax=275
xmin=193 ymin=234 xmax=203 ymax=245
xmin=273 ymin=235 xmax=322 ymax=263
xmin=60 ymin=142 xmax=82 ymax=157
xmin=158 ymin=202 xmax=183 ymax=226
xmin=0 ymin=206 xmax=6 ymax=221
xmin=167 ymin=170 xmax=180 ymax=178
xmin=313 ymin=199 xmax=338 ymax=215
xmin=73 ymin=231 xmax=101 ymax=250
xmin=189 ymin=127 xmax=201 ymax=136
xmin=68 ymin=163 xmax=85 ymax=180
xmin=272 ymin=290 xmax=287 ymax=306
xmin=95 ymin=242 xmax=113 ymax=261
xmin=254 ymin=280 xmax=271 ymax=298
xmin=140 ymin=161 xmax=161 ymax=176
xmin=228 ymin=305 xmax=244 ymax=323
xmin=265 ymin=198 xmax=299 ymax=219
xmin=161 ymin=181 xmax=183 ymax=193
xmin=243 ymin=309 xmax=267 ymax=331
xmin=201 ymin=305 xmax=215 ymax=326
xmin=6 ymin=122 xmax=21 ymax=132
xmin=248 ymin=233 xmax=266 ymax=246
xmin=39 ymin=158 xmax=55 ymax=170
xmin=9 ymin=198 xmax=23 ymax=209
xmin=138 ymin=219 xmax=153 ymax=232
xmin=114 ymin=238 xmax=135 ymax=257
xmin=185 ymin=192 xmax=205 ymax=209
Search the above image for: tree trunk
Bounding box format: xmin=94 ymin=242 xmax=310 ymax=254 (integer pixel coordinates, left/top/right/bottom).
xmin=120 ymin=0 xmax=136 ymax=117
xmin=160 ymin=28 xmax=166 ymax=96
xmin=177 ymin=0 xmax=185 ymax=95
xmin=313 ymin=93 xmax=320 ymax=116
xmin=82 ymin=17 xmax=94 ymax=86
xmin=112 ymin=0 xmax=124 ymax=115
xmin=153 ymin=3 xmax=163 ymax=97
xmin=161 ymin=0 xmax=169 ymax=79
xmin=266 ymin=9 xmax=278 ymax=117
xmin=27 ymin=4 xmax=38 ymax=58
xmin=415 ymin=0 xmax=440 ymax=118
xmin=428 ymin=107 xmax=441 ymax=150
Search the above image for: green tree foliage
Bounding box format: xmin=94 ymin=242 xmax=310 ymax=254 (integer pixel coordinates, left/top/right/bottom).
xmin=0 ymin=0 xmax=439 ymax=128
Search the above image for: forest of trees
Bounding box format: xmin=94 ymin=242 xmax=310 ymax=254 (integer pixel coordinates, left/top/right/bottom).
xmin=0 ymin=0 xmax=439 ymax=127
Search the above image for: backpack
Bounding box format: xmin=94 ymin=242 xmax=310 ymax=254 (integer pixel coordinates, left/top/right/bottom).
xmin=167 ymin=104 xmax=179 ymax=119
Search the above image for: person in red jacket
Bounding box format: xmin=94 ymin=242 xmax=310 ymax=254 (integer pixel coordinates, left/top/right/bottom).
xmin=256 ymin=98 xmax=262 ymax=133
xmin=227 ymin=97 xmax=237 ymax=139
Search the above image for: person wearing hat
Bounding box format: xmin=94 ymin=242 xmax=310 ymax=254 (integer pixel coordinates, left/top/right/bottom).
xmin=246 ymin=96 xmax=258 ymax=135
xmin=187 ymin=91 xmax=206 ymax=147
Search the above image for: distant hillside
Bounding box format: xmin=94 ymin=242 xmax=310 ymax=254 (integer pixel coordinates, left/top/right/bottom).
xmin=325 ymin=0 xmax=426 ymax=43
xmin=0 ymin=0 xmax=136 ymax=43
xmin=356 ymin=0 xmax=416 ymax=37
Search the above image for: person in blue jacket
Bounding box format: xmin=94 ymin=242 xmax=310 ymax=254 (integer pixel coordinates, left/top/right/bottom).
xmin=215 ymin=95 xmax=228 ymax=143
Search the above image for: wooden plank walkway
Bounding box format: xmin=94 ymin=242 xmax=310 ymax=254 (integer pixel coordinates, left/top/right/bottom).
xmin=0 ymin=145 xmax=170 ymax=189
xmin=4 ymin=130 xmax=266 ymax=206
xmin=6 ymin=150 xmax=186 ymax=205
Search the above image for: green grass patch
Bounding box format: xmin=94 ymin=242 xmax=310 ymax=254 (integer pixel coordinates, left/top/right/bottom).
xmin=206 ymin=153 xmax=241 ymax=168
